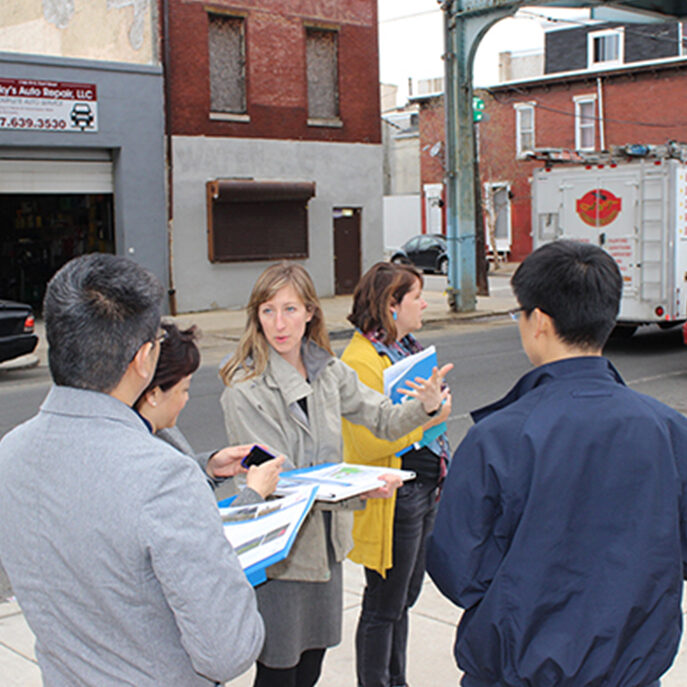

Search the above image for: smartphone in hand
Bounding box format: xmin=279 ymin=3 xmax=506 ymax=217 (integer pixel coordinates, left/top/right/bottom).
xmin=241 ymin=445 xmax=275 ymax=469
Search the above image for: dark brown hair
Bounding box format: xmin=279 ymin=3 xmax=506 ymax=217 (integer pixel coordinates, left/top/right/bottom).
xmin=141 ymin=322 xmax=201 ymax=398
xmin=347 ymin=262 xmax=423 ymax=344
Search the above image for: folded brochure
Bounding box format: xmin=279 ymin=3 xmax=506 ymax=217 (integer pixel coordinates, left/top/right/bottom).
xmin=276 ymin=462 xmax=416 ymax=502
xmin=382 ymin=345 xmax=446 ymax=455
xmin=218 ymin=484 xmax=317 ymax=586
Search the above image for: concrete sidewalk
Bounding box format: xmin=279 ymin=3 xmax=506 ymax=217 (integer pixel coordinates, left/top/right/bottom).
xmin=4 ymin=565 xmax=687 ymax=686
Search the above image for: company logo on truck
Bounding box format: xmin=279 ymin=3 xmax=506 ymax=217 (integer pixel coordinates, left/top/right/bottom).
xmin=575 ymin=189 xmax=622 ymax=227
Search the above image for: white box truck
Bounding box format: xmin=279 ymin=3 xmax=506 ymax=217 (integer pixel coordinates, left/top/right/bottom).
xmin=532 ymin=156 xmax=687 ymax=335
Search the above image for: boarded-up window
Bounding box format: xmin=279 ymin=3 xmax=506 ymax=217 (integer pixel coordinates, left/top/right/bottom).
xmin=206 ymin=180 xmax=315 ymax=262
xmin=306 ymin=28 xmax=339 ymax=120
xmin=208 ymin=14 xmax=246 ymax=114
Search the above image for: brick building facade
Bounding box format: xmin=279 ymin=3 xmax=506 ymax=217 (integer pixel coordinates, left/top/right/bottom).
xmin=415 ymin=20 xmax=687 ymax=262
xmin=164 ymin=0 xmax=383 ymax=310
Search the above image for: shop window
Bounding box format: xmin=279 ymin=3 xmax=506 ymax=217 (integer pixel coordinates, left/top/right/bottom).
xmin=574 ymin=96 xmax=596 ymax=151
xmin=588 ymin=29 xmax=624 ymax=68
xmin=306 ymin=27 xmax=341 ymax=126
xmin=206 ymin=180 xmax=315 ymax=262
xmin=514 ymin=103 xmax=535 ymax=158
xmin=208 ymin=13 xmax=247 ymax=117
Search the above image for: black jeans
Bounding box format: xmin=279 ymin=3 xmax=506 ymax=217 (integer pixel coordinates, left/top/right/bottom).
xmin=253 ymin=648 xmax=326 ymax=687
xmin=355 ymin=479 xmax=438 ymax=687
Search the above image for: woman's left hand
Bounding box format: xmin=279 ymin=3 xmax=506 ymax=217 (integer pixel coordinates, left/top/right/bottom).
xmin=398 ymin=363 xmax=453 ymax=415
xmin=206 ymin=444 xmax=255 ymax=478
xmin=360 ymin=473 xmax=404 ymax=500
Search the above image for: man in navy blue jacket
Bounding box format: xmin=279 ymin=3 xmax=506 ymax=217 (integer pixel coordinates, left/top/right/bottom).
xmin=427 ymin=240 xmax=687 ymax=687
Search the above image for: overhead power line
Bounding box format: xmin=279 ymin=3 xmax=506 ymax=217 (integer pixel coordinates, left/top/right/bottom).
xmin=492 ymin=87 xmax=687 ymax=129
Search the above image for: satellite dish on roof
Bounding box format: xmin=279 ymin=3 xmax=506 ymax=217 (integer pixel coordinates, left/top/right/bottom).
xmin=429 ymin=142 xmax=443 ymax=158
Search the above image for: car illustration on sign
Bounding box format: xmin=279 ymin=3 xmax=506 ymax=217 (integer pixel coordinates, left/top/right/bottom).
xmin=70 ymin=103 xmax=94 ymax=131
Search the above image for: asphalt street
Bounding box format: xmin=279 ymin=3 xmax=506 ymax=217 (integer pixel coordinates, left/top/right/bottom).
xmin=1 ymin=317 xmax=686 ymax=462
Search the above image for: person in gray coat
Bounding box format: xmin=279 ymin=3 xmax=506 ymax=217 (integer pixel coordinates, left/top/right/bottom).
xmin=220 ymin=261 xmax=452 ymax=687
xmin=0 ymin=254 xmax=265 ymax=687
xmin=135 ymin=322 xmax=283 ymax=504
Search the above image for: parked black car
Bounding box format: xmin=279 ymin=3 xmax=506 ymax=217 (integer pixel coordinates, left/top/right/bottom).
xmin=390 ymin=233 xmax=448 ymax=275
xmin=0 ymin=300 xmax=38 ymax=364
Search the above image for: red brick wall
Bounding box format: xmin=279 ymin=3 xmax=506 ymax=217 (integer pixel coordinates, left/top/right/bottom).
xmin=419 ymin=98 xmax=446 ymax=190
xmin=417 ymin=65 xmax=687 ymax=260
xmin=417 ymin=98 xmax=446 ymax=234
xmin=166 ymin=0 xmax=380 ymax=143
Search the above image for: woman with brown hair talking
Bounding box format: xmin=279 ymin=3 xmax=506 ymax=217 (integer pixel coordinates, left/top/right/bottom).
xmin=342 ymin=261 xmax=452 ymax=687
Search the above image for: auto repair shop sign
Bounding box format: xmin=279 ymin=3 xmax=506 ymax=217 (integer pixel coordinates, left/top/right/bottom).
xmin=0 ymin=78 xmax=97 ymax=133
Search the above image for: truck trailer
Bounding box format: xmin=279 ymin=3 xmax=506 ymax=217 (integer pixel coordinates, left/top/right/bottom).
xmin=532 ymin=152 xmax=687 ymax=335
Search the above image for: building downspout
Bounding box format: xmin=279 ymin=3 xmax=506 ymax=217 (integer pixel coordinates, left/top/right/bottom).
xmin=597 ymin=77 xmax=606 ymax=152
xmin=162 ymin=0 xmax=177 ymax=315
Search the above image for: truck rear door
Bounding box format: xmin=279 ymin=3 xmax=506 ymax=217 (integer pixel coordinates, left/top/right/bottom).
xmin=560 ymin=168 xmax=639 ymax=296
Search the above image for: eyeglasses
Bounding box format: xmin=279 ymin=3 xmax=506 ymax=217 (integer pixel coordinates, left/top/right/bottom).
xmin=509 ymin=307 xmax=526 ymax=321
xmin=153 ymin=328 xmax=168 ymax=345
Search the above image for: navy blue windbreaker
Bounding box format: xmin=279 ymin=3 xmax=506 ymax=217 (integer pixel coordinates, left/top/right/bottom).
xmin=427 ymin=357 xmax=687 ymax=687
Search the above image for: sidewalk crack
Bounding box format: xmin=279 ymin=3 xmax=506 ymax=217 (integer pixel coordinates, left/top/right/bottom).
xmin=0 ymin=639 xmax=39 ymax=665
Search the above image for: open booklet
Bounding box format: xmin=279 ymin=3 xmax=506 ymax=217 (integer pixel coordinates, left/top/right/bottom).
xmin=276 ymin=462 xmax=416 ymax=503
xmin=218 ymin=484 xmax=318 ymax=587
xmin=382 ymin=344 xmax=447 ymax=455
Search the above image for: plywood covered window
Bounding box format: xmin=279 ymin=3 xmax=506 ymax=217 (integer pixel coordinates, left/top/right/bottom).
xmin=208 ymin=14 xmax=246 ymax=114
xmin=206 ymin=180 xmax=315 ymax=262
xmin=306 ymin=28 xmax=340 ymax=123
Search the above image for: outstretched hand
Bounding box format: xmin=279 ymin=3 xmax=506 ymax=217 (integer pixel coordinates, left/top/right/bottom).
xmin=360 ymin=473 xmax=404 ymax=500
xmin=398 ymin=363 xmax=453 ymax=415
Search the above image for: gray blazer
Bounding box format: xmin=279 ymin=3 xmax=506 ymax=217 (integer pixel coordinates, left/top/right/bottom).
xmin=0 ymin=386 xmax=264 ymax=686
xmin=221 ymin=341 xmax=429 ymax=582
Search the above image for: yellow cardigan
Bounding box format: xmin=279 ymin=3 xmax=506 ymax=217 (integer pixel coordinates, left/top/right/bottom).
xmin=341 ymin=331 xmax=423 ymax=577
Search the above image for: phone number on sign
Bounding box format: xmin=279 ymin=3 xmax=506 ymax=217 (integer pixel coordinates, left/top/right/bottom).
xmin=0 ymin=116 xmax=67 ymax=130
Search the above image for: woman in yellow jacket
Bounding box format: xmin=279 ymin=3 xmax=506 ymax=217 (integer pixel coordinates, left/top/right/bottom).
xmin=342 ymin=262 xmax=452 ymax=687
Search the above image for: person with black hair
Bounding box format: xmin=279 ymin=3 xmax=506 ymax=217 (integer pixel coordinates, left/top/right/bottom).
xmin=427 ymin=240 xmax=687 ymax=687
xmin=0 ymin=254 xmax=264 ymax=686
xmin=135 ymin=322 xmax=282 ymax=502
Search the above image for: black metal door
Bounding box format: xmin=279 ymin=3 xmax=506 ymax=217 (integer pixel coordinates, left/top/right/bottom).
xmin=333 ymin=208 xmax=361 ymax=294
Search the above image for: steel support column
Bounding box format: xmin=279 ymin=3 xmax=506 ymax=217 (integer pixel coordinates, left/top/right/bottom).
xmin=442 ymin=1 xmax=511 ymax=311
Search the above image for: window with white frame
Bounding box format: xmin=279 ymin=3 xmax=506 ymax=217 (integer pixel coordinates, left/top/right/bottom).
xmin=574 ymin=96 xmax=596 ymax=151
xmin=514 ymin=103 xmax=535 ymax=158
xmin=588 ymin=28 xmax=624 ymax=68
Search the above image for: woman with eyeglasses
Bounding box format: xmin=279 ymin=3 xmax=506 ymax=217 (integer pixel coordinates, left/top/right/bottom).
xmin=135 ymin=322 xmax=283 ymax=503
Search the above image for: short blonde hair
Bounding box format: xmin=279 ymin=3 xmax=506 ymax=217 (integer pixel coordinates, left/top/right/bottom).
xmin=220 ymin=262 xmax=332 ymax=385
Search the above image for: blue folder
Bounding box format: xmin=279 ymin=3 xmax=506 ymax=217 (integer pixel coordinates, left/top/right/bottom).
xmin=219 ymin=485 xmax=317 ymax=587
xmin=386 ymin=349 xmax=446 ymax=456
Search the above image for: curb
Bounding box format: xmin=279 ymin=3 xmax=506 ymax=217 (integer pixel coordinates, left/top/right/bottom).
xmin=191 ymin=308 xmax=514 ymax=347
xmin=0 ymin=354 xmax=40 ymax=372
xmin=326 ymin=308 xmax=513 ymax=340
